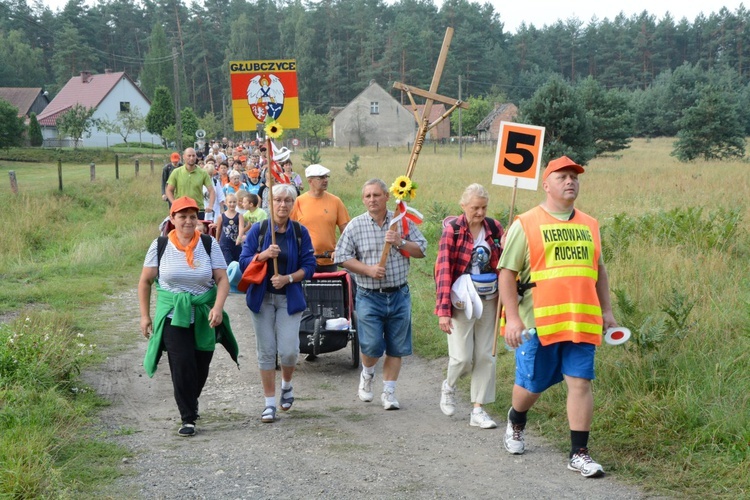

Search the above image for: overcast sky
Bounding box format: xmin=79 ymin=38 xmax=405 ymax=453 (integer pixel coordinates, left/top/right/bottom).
xmin=42 ymin=0 xmax=745 ymax=34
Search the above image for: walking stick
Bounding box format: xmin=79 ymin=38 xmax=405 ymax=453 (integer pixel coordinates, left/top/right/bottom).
xmin=264 ymin=138 xmax=278 ymax=275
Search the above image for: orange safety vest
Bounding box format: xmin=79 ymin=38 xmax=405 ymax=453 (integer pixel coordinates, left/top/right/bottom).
xmin=519 ymin=206 xmax=603 ymax=346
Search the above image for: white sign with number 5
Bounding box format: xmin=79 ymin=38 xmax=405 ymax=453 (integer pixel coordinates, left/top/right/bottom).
xmin=492 ymin=122 xmax=546 ymax=191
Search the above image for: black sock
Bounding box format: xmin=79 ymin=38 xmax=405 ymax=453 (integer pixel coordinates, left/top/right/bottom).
xmin=570 ymin=430 xmax=590 ymax=457
xmin=509 ymin=407 xmax=528 ymax=427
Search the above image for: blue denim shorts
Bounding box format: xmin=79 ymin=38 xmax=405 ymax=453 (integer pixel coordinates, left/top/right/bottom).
xmin=514 ymin=335 xmax=596 ymax=393
xmin=355 ymin=285 xmax=412 ymax=358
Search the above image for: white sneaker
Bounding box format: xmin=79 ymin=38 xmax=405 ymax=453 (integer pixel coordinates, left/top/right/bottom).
xmin=358 ymin=372 xmax=374 ymax=402
xmin=470 ymin=408 xmax=497 ymax=429
xmin=568 ymin=449 xmax=604 ymax=477
xmin=381 ymin=388 xmax=400 ymax=410
xmin=503 ymin=408 xmax=526 ymax=454
xmin=440 ymin=380 xmax=456 ymax=416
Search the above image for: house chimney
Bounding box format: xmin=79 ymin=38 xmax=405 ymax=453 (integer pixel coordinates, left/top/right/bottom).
xmin=104 ymin=68 xmax=112 ymax=74
xmin=80 ymin=71 xmax=92 ymax=83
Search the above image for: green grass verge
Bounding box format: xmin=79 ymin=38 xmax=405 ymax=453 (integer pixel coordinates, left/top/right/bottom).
xmin=0 ymin=141 xmax=748 ymax=496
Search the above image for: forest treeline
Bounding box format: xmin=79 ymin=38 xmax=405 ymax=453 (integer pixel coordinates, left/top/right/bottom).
xmin=3 ymin=0 xmax=750 ymax=155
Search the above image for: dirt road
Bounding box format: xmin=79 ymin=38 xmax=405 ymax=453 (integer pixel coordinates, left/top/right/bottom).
xmin=86 ymin=290 xmax=647 ymax=499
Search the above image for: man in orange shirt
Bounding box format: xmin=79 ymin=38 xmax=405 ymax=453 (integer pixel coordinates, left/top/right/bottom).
xmin=290 ymin=164 xmax=350 ymax=272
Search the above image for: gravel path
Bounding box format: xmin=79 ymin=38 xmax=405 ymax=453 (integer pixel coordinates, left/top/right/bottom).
xmin=85 ymin=290 xmax=648 ymax=499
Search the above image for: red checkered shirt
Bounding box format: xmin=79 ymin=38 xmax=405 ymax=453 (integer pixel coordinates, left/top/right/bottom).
xmin=434 ymin=214 xmax=504 ymax=317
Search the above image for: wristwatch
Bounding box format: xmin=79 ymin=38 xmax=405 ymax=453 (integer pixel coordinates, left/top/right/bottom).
xmin=288 ymin=274 xmax=294 ymax=284
xmin=397 ymin=239 xmax=407 ymax=249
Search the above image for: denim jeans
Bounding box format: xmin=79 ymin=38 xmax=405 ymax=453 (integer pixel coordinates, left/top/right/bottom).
xmin=355 ymin=285 xmax=412 ymax=358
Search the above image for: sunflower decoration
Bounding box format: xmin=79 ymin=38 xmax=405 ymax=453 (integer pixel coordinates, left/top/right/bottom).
xmin=389 ymin=175 xmax=418 ymax=201
xmin=264 ymin=120 xmax=284 ymax=139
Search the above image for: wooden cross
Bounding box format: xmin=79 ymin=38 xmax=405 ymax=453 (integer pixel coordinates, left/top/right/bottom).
xmin=378 ymin=26 xmax=470 ymax=266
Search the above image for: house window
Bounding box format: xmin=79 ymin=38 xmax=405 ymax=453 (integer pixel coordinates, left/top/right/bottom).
xmin=370 ymin=102 xmax=379 ymax=114
xmin=120 ymin=101 xmax=131 ymax=112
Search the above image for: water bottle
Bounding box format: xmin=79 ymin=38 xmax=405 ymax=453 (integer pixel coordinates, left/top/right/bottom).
xmin=504 ymin=328 xmax=537 ymax=351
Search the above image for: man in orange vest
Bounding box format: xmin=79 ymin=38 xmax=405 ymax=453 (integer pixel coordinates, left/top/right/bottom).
xmin=498 ymin=155 xmax=617 ymax=478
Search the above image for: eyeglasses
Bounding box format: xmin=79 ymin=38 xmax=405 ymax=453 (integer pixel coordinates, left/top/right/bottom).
xmin=272 ymin=198 xmax=294 ymax=205
xmin=310 ymin=175 xmax=329 ymax=180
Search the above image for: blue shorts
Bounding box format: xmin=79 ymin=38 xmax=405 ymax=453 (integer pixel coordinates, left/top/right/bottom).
xmin=514 ymin=335 xmax=596 ymax=393
xmin=355 ymin=285 xmax=413 ymax=358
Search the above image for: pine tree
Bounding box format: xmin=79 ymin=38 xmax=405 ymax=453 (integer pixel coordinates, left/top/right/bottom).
xmin=28 ymin=112 xmax=43 ymax=147
xmin=519 ymin=74 xmax=595 ymax=165
xmin=146 ymin=86 xmax=175 ymax=147
xmin=672 ymin=84 xmax=746 ymax=161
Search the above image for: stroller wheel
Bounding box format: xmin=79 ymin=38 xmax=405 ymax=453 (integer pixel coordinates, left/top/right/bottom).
xmin=312 ymin=317 xmax=321 ymax=356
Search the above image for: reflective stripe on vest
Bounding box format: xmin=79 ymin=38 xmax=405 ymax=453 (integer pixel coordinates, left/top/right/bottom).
xmin=519 ymin=206 xmax=603 ymax=346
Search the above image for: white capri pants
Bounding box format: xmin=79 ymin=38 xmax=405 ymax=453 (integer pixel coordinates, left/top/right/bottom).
xmin=445 ymin=295 xmax=498 ymax=405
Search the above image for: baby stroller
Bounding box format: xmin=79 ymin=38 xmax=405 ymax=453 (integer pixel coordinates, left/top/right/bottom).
xmin=299 ymin=271 xmax=359 ymax=368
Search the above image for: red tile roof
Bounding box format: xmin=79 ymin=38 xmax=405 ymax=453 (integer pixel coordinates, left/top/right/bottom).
xmin=0 ymin=87 xmax=44 ymax=117
xmin=37 ymin=71 xmax=148 ymax=126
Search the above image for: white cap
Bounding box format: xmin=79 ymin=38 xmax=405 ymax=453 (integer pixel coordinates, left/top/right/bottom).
xmin=305 ymin=164 xmax=330 ymax=178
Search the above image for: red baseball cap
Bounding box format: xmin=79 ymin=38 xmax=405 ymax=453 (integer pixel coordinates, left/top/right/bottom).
xmin=170 ymin=152 xmax=180 ymax=162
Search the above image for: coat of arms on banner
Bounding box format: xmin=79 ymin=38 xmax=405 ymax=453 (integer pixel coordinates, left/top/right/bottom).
xmin=247 ymin=74 xmax=285 ymax=122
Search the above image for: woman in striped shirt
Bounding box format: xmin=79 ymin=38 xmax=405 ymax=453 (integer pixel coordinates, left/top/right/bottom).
xmin=139 ymin=196 xmax=234 ymax=437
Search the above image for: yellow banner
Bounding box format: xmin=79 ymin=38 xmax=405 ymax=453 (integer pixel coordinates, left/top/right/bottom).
xmin=229 ymin=59 xmax=300 ymax=131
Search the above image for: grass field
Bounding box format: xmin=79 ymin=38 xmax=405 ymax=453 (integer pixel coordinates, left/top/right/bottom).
xmin=1 ymin=138 xmax=748 ymax=496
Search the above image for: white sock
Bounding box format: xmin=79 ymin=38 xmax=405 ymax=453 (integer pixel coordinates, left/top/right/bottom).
xmin=383 ymin=380 xmax=396 ymax=392
xmin=265 ymin=396 xmax=276 ymax=407
xmin=472 ymin=407 xmax=483 ymax=414
xmin=362 ymin=365 xmax=375 ymax=377
xmin=281 ymin=379 xmax=292 ymax=390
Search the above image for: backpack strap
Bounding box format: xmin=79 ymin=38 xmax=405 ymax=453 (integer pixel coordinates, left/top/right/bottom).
xmin=257 ymin=219 xmax=269 ymax=253
xmin=157 ymin=233 xmax=213 ymax=277
xmin=157 ymin=236 xmax=168 ymax=274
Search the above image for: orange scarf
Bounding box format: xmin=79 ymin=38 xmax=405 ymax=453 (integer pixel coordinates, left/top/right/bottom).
xmin=168 ymin=229 xmax=200 ymax=268
xmin=220 ymin=174 xmax=229 ymax=186
xmin=229 ymin=181 xmax=241 ymax=192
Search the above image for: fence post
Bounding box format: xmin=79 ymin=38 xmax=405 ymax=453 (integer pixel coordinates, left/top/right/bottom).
xmin=57 ymin=159 xmax=63 ymax=191
xmin=376 ymin=142 xmax=379 ymax=152
xmin=150 ymin=159 xmax=154 ymax=174
xmin=90 ymin=162 xmax=96 ymax=182
xmin=9 ymin=171 xmax=18 ymax=194
xmin=135 ymin=159 xmax=140 ymax=177
xmin=115 ymin=154 xmax=119 ymax=180
xmin=434 ymin=142 xmax=437 ymax=153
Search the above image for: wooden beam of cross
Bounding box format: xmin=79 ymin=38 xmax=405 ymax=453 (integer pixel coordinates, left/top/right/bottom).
xmin=378 ymin=27 xmax=469 ymax=267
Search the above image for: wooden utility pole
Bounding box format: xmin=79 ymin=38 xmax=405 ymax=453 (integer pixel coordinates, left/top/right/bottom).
xmin=173 ymin=46 xmax=182 ymax=152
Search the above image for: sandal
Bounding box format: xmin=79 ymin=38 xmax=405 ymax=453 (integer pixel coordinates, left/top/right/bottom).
xmin=280 ymin=386 xmax=294 ymax=411
xmin=261 ymin=405 xmax=276 ymax=423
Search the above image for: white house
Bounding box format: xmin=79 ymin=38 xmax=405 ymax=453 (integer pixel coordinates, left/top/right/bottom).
xmin=331 ymin=80 xmax=416 ymax=147
xmin=38 ymin=70 xmax=161 ymax=148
